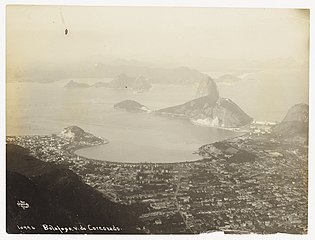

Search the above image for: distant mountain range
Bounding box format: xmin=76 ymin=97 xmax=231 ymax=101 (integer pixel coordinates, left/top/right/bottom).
xmin=10 ymin=60 xmax=206 ymax=85
xmin=8 ymin=56 xmax=304 ymax=83
xmin=78 ymin=64 xmax=205 ymax=85
xmin=64 ymin=74 xmax=152 ymax=93
xmin=108 ymin=74 xmax=152 ymax=92
xmin=107 ymin=73 xmax=133 ymax=89
xmin=132 ymin=75 xmax=152 ymax=92
xmin=6 ymin=143 xmax=143 ymax=234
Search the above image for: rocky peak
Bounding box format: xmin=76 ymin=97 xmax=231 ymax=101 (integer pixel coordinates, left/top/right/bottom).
xmin=108 ymin=73 xmax=133 ymax=89
xmin=282 ymin=103 xmax=308 ymax=123
xmin=58 ymin=126 xmax=85 ymax=141
xmin=195 ymin=75 xmax=219 ymax=104
xmin=58 ymin=126 xmax=104 ymax=144
xmin=272 ymin=103 xmax=309 ymax=138
xmin=133 ymin=75 xmax=152 ymax=92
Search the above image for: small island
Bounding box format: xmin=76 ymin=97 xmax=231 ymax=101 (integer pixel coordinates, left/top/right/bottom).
xmin=108 ymin=74 xmax=152 ymax=92
xmin=64 ymin=80 xmax=90 ymax=88
xmin=91 ymin=82 xmax=110 ymax=88
xmin=215 ymin=74 xmax=243 ymax=84
xmin=114 ymin=100 xmax=150 ymax=113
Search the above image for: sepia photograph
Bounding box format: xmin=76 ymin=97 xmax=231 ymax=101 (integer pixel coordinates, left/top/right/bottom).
xmin=3 ymin=1 xmax=312 ymax=237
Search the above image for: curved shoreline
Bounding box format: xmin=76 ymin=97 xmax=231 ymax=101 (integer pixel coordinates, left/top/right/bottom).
xmin=71 ymin=138 xmax=109 ymax=155
xmin=73 ymin=131 xmax=245 ymax=165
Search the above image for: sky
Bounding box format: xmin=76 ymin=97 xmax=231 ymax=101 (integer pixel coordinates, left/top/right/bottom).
xmin=6 ymin=6 xmax=310 ymax=70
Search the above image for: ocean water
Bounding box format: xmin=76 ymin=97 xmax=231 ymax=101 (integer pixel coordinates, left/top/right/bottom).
xmin=6 ymin=79 xmax=240 ymax=163
xmin=206 ymin=68 xmax=308 ymax=122
xmin=7 ymin=67 xmax=307 ymax=163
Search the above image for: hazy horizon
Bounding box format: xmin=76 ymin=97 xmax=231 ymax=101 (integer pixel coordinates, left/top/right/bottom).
xmin=7 ymin=6 xmax=309 ymax=71
xmin=6 ymin=5 xmax=309 ymax=123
